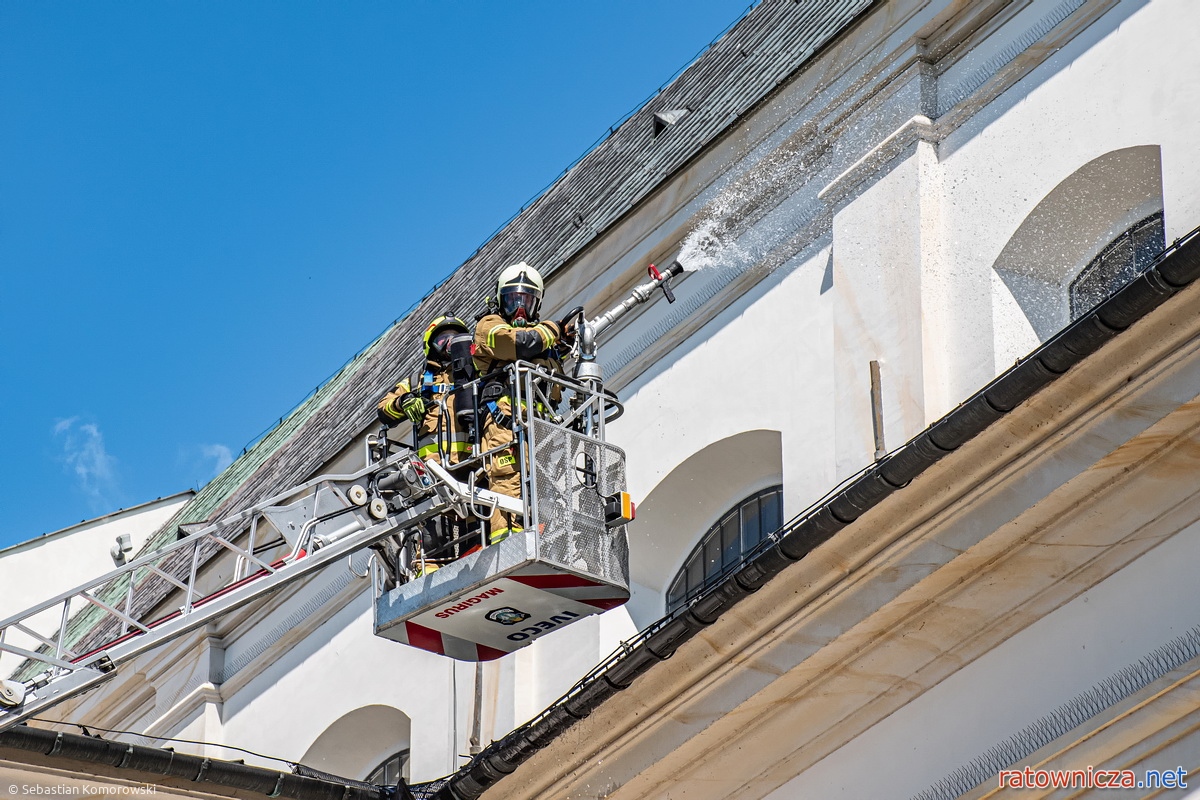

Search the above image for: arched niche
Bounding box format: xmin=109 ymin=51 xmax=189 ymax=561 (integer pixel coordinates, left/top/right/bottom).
xmin=993 ymin=145 xmax=1164 ymax=346
xmin=625 ymin=429 xmax=782 ymax=627
xmin=299 ymin=704 xmax=411 ymax=781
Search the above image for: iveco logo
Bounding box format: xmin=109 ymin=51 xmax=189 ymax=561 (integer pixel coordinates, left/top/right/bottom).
xmin=485 ymin=607 xmax=531 ymax=626
xmin=505 ymin=611 xmax=582 ymax=642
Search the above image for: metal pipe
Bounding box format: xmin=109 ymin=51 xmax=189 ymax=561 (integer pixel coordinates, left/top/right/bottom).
xmin=870 ymin=360 xmax=886 ymax=461
xmin=589 ymin=261 xmax=684 ymax=341
xmin=574 ymin=261 xmax=685 ymax=392
xmin=311 ymin=519 xmax=365 ymax=550
xmin=470 ymin=662 xmax=484 ymax=756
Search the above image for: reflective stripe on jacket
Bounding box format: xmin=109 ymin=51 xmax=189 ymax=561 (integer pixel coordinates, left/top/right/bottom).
xmin=377 ymin=361 xmax=470 ymax=464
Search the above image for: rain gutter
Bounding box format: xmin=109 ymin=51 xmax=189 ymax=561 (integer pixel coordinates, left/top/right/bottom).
xmin=0 ymin=725 xmax=406 ymax=800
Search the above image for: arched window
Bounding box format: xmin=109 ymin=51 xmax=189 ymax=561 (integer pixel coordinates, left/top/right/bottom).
xmin=300 ymin=704 xmax=410 ymax=783
xmin=666 ymin=486 xmax=782 ymax=614
xmin=1069 ymin=211 xmax=1165 ymax=320
xmin=367 ymin=749 xmax=409 ymax=785
xmin=989 ymin=145 xmax=1164 ymax=360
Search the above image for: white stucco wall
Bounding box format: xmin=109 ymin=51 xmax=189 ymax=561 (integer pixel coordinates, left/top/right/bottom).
xmin=0 ymin=493 xmax=191 ymax=679
xmin=219 ymin=594 xmax=464 ymax=781
xmin=937 ymin=0 xmax=1200 ymax=370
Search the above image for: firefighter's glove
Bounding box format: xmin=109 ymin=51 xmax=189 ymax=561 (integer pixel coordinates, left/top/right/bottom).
xmin=400 ymin=394 xmax=426 ymax=426
xmin=558 ymin=318 xmax=577 ymax=348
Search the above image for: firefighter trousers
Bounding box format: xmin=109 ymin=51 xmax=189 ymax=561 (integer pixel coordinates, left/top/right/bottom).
xmin=481 ymin=396 xmax=523 ymax=543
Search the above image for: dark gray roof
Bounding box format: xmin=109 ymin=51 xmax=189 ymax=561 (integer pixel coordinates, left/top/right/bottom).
xmin=65 ymin=0 xmax=877 ymax=652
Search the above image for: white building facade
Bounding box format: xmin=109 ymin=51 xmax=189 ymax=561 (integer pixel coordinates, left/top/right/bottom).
xmin=0 ymin=494 xmax=193 ymax=683
xmin=8 ymin=1 xmax=1200 ymax=798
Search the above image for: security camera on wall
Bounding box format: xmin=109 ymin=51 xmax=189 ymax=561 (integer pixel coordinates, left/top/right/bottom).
xmin=110 ymin=533 xmax=133 ymax=566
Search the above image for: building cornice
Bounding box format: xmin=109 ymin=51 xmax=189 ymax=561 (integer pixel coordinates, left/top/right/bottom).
xmin=558 ymin=0 xmax=1128 ymax=402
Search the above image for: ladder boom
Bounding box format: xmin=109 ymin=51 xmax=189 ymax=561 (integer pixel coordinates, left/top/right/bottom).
xmin=0 ymin=449 xmax=519 ymax=732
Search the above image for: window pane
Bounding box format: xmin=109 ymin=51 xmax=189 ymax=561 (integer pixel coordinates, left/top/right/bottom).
xmin=667 ymin=572 xmax=686 ymax=612
xmin=1072 ymin=238 xmax=1129 ymax=312
xmin=667 ymin=591 xmax=683 ymax=613
xmin=1133 ymin=215 xmax=1165 ymax=272
xmin=686 ymin=550 xmax=703 ymax=597
xmin=741 ymin=496 xmax=761 ymax=549
xmin=760 ymin=490 xmax=781 ymax=541
xmin=666 ymin=486 xmax=784 ymax=613
xmin=1109 ymin=238 xmax=1137 ymax=283
xmin=368 ymin=750 xmax=409 ymax=784
xmin=704 ymin=531 xmax=723 ymax=583
xmin=721 ymin=514 xmax=741 ymax=569
xmin=1070 ymin=212 xmax=1164 ymax=320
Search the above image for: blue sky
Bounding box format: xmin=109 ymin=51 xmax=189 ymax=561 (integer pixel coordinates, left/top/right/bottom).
xmin=0 ymin=2 xmax=751 ymax=548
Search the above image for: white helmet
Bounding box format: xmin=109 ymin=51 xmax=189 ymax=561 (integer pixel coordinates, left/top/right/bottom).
xmin=496 ymin=262 xmax=544 ymax=323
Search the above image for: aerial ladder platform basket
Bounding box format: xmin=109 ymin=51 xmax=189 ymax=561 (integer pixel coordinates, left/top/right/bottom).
xmin=374 ymin=365 xmax=633 ymax=661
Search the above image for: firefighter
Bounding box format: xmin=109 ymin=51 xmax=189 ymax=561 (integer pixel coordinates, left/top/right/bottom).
xmin=377 ymin=314 xmax=473 ymax=466
xmin=473 ymin=262 xmax=573 ymax=544
xmin=377 ymin=314 xmax=476 ymax=574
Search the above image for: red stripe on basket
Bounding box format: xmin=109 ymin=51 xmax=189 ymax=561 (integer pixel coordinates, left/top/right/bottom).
xmin=404 ymin=621 xmax=445 ymax=655
xmin=476 ymin=643 xmax=509 ymax=661
xmin=508 ymin=574 xmax=602 ymax=589
xmin=578 ymin=597 xmax=627 ymax=611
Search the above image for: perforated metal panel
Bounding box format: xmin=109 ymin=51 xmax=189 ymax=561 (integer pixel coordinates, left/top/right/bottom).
xmin=529 ymin=418 xmax=630 ymax=588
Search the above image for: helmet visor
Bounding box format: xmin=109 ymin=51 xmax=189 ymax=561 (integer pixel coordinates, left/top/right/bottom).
xmin=499 ymin=287 xmax=540 ymax=321
xmin=429 ymin=329 xmax=457 ymax=359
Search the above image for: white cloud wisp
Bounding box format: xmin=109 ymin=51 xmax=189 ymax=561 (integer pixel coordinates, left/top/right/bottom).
xmin=53 ymin=417 xmax=119 ymax=511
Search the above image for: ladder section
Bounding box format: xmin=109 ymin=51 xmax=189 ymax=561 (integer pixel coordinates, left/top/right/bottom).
xmin=0 ymin=449 xmax=503 ymax=732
